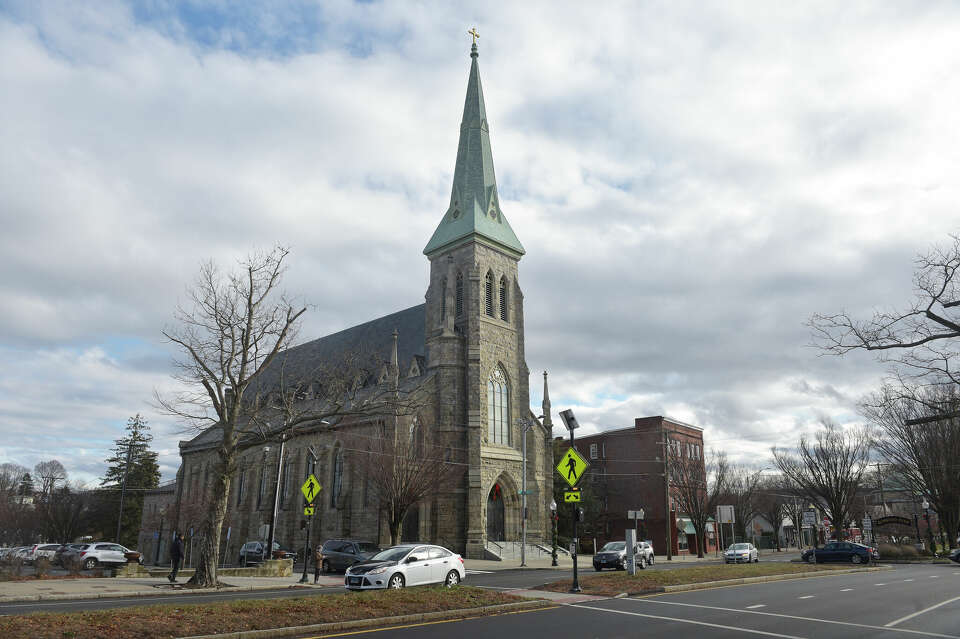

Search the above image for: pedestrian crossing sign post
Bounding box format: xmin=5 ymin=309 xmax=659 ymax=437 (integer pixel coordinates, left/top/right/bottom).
xmin=556 ymin=447 xmax=589 ymax=489
xmin=301 ymin=474 xmax=322 ymax=502
xmin=564 ymin=490 xmax=581 ymax=503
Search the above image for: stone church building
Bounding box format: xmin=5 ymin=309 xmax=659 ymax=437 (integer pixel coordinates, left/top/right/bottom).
xmin=144 ymin=41 xmax=555 ymax=561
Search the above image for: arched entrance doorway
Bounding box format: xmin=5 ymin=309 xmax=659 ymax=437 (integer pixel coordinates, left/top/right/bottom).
xmin=486 ymin=483 xmax=505 ymax=541
xmin=402 ymin=507 xmax=419 ymax=542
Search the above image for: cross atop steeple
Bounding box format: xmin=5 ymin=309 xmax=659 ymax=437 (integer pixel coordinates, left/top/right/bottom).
xmin=467 ymin=27 xmax=479 ymax=45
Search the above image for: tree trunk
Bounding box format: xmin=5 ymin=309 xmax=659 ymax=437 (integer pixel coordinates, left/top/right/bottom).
xmin=187 ymin=451 xmax=232 ymax=587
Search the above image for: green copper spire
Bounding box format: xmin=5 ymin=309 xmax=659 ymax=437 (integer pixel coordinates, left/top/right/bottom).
xmin=424 ymin=38 xmax=525 ymax=258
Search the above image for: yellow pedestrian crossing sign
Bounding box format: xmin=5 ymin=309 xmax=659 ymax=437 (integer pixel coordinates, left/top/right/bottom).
xmin=304 ymin=506 xmax=315 ymax=516
xmin=301 ymin=474 xmax=322 ymax=502
xmin=556 ymin=447 xmax=589 ymax=488
xmin=564 ymin=490 xmax=581 ymax=503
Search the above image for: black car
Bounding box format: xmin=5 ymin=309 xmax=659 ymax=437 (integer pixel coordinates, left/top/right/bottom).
xmin=801 ymin=541 xmax=878 ymax=564
xmin=948 ymin=548 xmax=960 ymax=564
xmin=592 ymin=541 xmax=648 ymax=571
xmin=319 ymin=539 xmax=380 ymax=573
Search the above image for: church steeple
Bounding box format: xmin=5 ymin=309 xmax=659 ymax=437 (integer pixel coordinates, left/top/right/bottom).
xmin=424 ymin=35 xmax=525 ymax=259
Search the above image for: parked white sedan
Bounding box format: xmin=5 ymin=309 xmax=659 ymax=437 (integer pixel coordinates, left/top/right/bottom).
xmin=345 ymin=544 xmax=465 ymax=590
xmin=724 ymin=542 xmax=759 ymax=563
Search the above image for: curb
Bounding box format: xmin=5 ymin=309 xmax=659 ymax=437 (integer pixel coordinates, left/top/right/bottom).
xmin=661 ymin=565 xmax=892 ymax=593
xmin=0 ymin=583 xmax=316 ymax=604
xmin=177 ymin=599 xmax=553 ymax=639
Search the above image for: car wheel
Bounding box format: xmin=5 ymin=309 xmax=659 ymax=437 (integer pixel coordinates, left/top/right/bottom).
xmin=754 ymin=555 xmax=759 ymax=563
xmin=445 ymin=570 xmax=460 ymax=587
xmin=322 ymin=559 xmax=331 ymax=573
xmin=82 ymin=558 xmax=97 ymax=571
xmin=851 ymin=554 xmax=863 ymax=564
xmin=594 ymin=566 xmax=602 ymax=571
xmin=388 ymin=573 xmax=405 ymax=589
xmin=806 ymin=554 xmax=817 ymax=564
xmin=638 ymin=556 xmax=646 ymax=570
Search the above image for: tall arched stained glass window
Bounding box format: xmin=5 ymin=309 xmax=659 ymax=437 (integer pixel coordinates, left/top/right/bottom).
xmin=331 ymin=444 xmax=343 ymax=508
xmin=440 ymin=277 xmax=447 ymax=321
xmin=455 ymin=273 xmax=464 ymax=317
xmin=487 ymin=366 xmax=510 ymax=445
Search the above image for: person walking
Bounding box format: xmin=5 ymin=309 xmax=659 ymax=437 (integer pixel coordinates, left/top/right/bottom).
xmin=168 ymin=531 xmax=184 ymax=583
xmin=313 ymin=544 xmax=323 ymax=584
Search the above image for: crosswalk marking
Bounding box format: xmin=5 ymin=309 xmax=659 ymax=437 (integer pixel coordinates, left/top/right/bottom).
xmin=902 ymin=579 xmax=914 ymax=582
xmin=839 ymin=588 xmax=853 ymax=592
xmin=746 ymin=604 xmax=766 ymax=609
xmin=798 ymin=595 xmax=814 ymax=599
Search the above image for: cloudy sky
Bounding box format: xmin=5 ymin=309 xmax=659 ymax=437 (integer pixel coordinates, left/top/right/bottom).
xmin=2 ymin=1 xmax=958 ymax=484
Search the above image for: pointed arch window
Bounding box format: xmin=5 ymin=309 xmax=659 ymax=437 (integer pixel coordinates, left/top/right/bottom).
xmin=440 ymin=277 xmax=447 ymax=321
xmin=487 ymin=365 xmax=510 ymax=445
xmin=455 ymin=273 xmax=464 ymax=317
xmin=499 ymin=276 xmax=508 ymax=321
xmin=485 ymin=272 xmax=494 ymax=317
xmin=331 ymin=444 xmax=343 ymax=508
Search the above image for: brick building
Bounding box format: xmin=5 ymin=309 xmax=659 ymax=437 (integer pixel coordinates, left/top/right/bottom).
xmin=573 ymin=416 xmax=716 ymax=556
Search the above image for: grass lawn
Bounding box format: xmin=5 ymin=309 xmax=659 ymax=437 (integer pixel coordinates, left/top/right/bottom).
xmin=0 ymin=586 xmax=526 ymax=639
xmin=540 ymin=563 xmax=864 ymax=597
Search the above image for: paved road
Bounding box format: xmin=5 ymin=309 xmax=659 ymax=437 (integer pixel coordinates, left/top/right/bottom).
xmin=296 ymin=564 xmax=960 ymax=639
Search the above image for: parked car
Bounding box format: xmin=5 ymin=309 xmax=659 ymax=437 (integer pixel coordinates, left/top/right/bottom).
xmin=724 ymin=543 xmax=759 ymax=563
xmin=27 ymin=544 xmax=62 ymax=564
xmin=948 ymin=547 xmax=960 ymax=564
xmin=318 ymin=539 xmax=380 ymax=573
xmin=637 ymin=541 xmax=655 ymax=565
xmin=76 ymin=543 xmax=139 ymax=570
xmin=593 ymin=541 xmax=651 ymax=571
xmin=344 ymin=544 xmax=464 ymax=590
xmin=53 ymin=543 xmax=87 ymax=567
xmin=238 ymin=541 xmax=295 ymax=564
xmin=801 ymin=541 xmax=877 ymax=564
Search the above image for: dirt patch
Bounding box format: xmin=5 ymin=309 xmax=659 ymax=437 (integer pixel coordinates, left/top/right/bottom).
xmin=0 ymin=586 xmax=525 ymax=639
xmin=539 ymin=563 xmax=859 ymax=597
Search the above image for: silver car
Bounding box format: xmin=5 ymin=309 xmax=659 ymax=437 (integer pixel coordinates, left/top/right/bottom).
xmin=345 ymin=544 xmax=465 ymax=590
xmin=724 ymin=542 xmax=759 ymax=563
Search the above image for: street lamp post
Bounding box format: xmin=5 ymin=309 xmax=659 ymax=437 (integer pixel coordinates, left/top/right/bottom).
xmin=922 ymin=500 xmax=935 ymax=555
xmin=154 ymin=505 xmax=167 ymax=565
xmin=265 ymin=434 xmax=287 ymax=562
xmin=549 ymin=499 xmax=558 ymax=566
xmin=517 ymin=416 xmax=543 ymax=568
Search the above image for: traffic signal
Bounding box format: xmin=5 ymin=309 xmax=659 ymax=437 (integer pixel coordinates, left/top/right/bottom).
xmin=577 ymin=507 xmax=585 ymax=522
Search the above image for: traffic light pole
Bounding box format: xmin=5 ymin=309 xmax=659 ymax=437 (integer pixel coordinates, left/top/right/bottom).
xmin=569 ymin=426 xmax=581 ymax=593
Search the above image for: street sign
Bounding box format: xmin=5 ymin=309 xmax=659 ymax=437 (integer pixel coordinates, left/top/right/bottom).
xmin=556 ymin=447 xmax=589 ymax=488
xmin=304 ymin=506 xmax=315 ymax=516
xmin=301 ymin=474 xmax=322 ymax=502
xmin=802 ymin=511 xmax=817 ymax=526
xmin=564 ymin=490 xmax=582 ymax=503
xmin=717 ymin=505 xmax=735 ymax=524
xmin=628 ymin=509 xmax=645 ymax=520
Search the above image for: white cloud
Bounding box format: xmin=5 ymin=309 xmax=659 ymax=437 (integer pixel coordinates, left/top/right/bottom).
xmin=1 ymin=2 xmax=959 ymax=482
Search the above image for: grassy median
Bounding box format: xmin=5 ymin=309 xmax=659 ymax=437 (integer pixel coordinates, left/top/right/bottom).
xmin=0 ymin=586 xmax=526 ymax=639
xmin=540 ymin=562 xmax=863 ymax=596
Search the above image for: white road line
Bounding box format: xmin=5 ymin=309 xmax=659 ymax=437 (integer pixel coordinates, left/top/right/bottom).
xmin=929 ymin=575 xmax=940 ymax=579
xmin=876 ymin=583 xmax=888 ymax=586
xmin=903 ymin=579 xmax=914 ymax=582
xmin=570 ymin=603 xmax=807 ymax=639
xmin=840 ymin=588 xmax=853 ymax=591
xmin=625 ymin=598 xmax=960 ymax=638
xmin=885 ymin=595 xmax=960 ymax=628
xmin=798 ymin=595 xmax=814 ymax=599
xmin=746 ymin=604 xmax=766 ymax=609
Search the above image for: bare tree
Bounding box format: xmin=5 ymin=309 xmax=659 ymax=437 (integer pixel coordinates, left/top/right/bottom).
xmin=754 ymin=475 xmax=792 ymax=551
xmin=862 ymin=385 xmax=960 ymax=549
xmin=158 ymin=247 xmax=424 ymax=586
xmin=34 ymin=460 xmax=68 ymax=497
xmin=669 ymin=447 xmax=728 ymax=558
xmin=810 ymin=234 xmax=960 ymax=424
xmin=352 ymin=417 xmax=465 ymax=546
xmin=772 ymin=420 xmax=870 ymax=540
xmin=0 ymin=463 xmax=28 ymax=497
xmin=724 ymin=466 xmax=762 ymax=542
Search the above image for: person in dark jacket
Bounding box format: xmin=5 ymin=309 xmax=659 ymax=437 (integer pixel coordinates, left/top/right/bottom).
xmin=168 ymin=532 xmax=183 ymax=583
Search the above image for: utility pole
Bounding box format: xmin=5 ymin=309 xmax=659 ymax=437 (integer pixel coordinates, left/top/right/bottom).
xmin=116 ymin=441 xmax=134 ymax=543
xmin=662 ymin=422 xmax=672 ymax=561
xmin=266 ymin=435 xmax=286 ymax=561
xmin=875 ymin=463 xmax=886 ymax=514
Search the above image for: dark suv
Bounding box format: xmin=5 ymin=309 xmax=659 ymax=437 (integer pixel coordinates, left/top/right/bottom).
xmin=319 ymin=539 xmax=380 ymax=573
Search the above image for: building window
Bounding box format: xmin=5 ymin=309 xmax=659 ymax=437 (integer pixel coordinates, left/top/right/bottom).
xmin=331 ymin=445 xmax=343 ymax=508
xmin=590 ymin=443 xmax=598 ymax=460
xmin=499 ymin=276 xmax=508 ymax=321
xmin=455 ymin=273 xmax=464 ymax=317
xmin=279 ymin=456 xmax=290 ymax=508
xmin=236 ymin=470 xmax=245 ymax=506
xmin=440 ymin=277 xmax=447 ymax=321
xmin=256 ymin=470 xmax=265 ymax=510
xmin=485 ymin=271 xmax=494 ymax=317
xmin=487 ymin=365 xmax=510 ymax=445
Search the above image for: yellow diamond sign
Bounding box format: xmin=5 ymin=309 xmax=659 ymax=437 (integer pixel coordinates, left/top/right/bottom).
xmin=301 ymin=474 xmax=322 ymax=502
xmin=556 ymin=447 xmax=589 ymax=488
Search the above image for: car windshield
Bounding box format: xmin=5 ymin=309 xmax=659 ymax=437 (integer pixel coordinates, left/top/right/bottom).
xmin=601 ymin=542 xmax=625 ymax=551
xmin=730 ymin=544 xmax=750 ymax=550
xmin=371 ymin=546 xmax=413 ymax=562
xmin=357 ymin=543 xmax=379 ymax=553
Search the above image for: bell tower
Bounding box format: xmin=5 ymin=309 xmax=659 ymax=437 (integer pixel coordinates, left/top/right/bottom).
xmin=423 ymin=34 xmax=532 ymax=558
